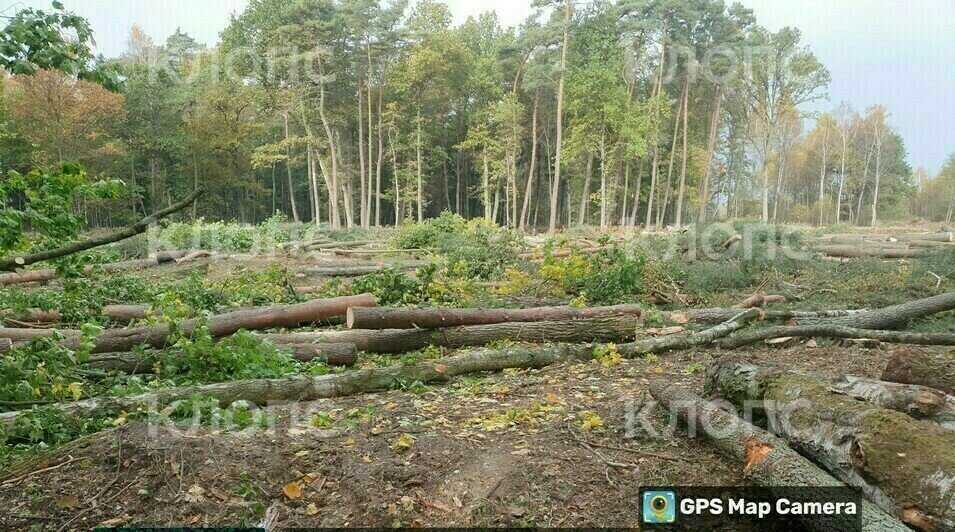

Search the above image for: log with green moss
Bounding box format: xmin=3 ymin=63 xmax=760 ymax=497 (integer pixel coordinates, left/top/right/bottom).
xmin=649 ymin=380 xmax=907 ymax=532
xmin=881 ymin=349 xmax=955 ymax=395
xmin=706 ymin=359 xmax=955 ymax=531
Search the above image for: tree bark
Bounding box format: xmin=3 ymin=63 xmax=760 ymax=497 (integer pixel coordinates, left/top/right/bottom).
xmin=303 ymin=261 xmax=427 ymax=277
xmin=674 ymin=79 xmax=690 ymax=228
xmin=811 ymin=245 xmax=926 ymax=259
xmin=892 ymin=232 xmax=953 ymax=243
xmin=649 ymin=381 xmax=908 ymax=532
xmin=717 ymin=325 xmax=955 ymax=350
xmin=519 ymin=89 xmax=539 ymax=232
xmin=346 ymin=304 xmax=642 ymax=330
xmin=697 ymin=87 xmax=722 ymax=223
xmin=84 ymin=343 xmax=358 ymax=373
xmin=881 ymin=350 xmax=955 ymax=395
xmin=0 ymin=189 xmax=203 ymax=271
xmin=706 ymin=360 xmax=955 ymax=531
xmin=831 ymin=375 xmax=955 ymax=430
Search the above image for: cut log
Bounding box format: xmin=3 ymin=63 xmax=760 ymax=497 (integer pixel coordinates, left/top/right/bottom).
xmin=0 ymin=338 xmax=10 ymax=353
xmin=83 ymin=343 xmax=358 ymax=373
xmin=1 ymin=293 xmax=376 ymax=353
xmin=649 ymin=381 xmax=907 ymax=532
xmin=280 ymin=238 xmax=333 ymax=250
xmin=738 ymin=294 xmax=788 ymax=309
xmin=893 ymin=232 xmax=953 ymax=243
xmin=305 ymin=240 xmax=377 ymax=251
xmin=812 ymin=245 xmax=926 ymax=259
xmin=881 ymin=349 xmax=955 ymax=395
xmin=263 ymin=315 xmax=643 ymax=353
xmin=0 ymin=258 xmax=165 ymax=286
xmin=662 ymin=307 xmax=866 ymax=326
xmin=517 ymin=246 xmax=610 ymax=260
xmin=331 ymin=248 xmax=435 ymax=257
xmin=717 ymin=325 xmax=955 ymax=350
xmin=2 ymin=308 xmax=62 ymax=324
xmin=101 ymin=304 xmax=150 ymax=323
xmin=282 ymin=343 xmax=358 ymax=366
xmin=303 ymin=261 xmax=428 ymax=277
xmin=0 ymin=345 xmax=587 ymax=428
xmin=832 ymin=375 xmax=955 ymax=430
xmin=0 ymin=188 xmax=203 ymax=271
xmin=706 ymin=360 xmax=955 ymax=530
xmin=346 ymin=304 xmax=643 ymax=330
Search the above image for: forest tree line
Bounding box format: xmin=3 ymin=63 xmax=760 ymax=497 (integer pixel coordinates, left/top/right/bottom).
xmin=1 ymin=0 xmax=953 ymax=229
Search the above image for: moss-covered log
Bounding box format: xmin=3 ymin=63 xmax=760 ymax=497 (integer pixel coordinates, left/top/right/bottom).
xmin=832 ymin=375 xmax=955 ymax=430
xmin=706 ymin=360 xmax=955 ymax=531
xmin=881 ymin=350 xmax=955 ymax=395
xmin=649 ymin=381 xmax=907 ymax=532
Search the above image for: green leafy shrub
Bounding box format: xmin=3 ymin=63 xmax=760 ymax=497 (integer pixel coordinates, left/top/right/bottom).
xmin=160 ymin=328 xmax=296 ymax=383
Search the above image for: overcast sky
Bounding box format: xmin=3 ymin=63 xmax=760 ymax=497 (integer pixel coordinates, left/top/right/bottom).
xmin=2 ymin=0 xmax=952 ymax=173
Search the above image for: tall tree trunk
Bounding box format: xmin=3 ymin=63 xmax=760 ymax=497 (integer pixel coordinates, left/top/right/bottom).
xmin=416 ymin=107 xmax=423 ymax=222
xmin=620 ymin=161 xmax=630 ymax=226
xmin=357 ymin=72 xmax=368 ymax=229
xmin=629 ymin=159 xmax=644 ymax=227
xmin=658 ymin=81 xmax=685 ymax=228
xmin=577 ymin=153 xmax=594 ymax=226
xmin=192 ymin=147 xmax=200 ymax=219
xmin=315 ymin=57 xmax=341 ymax=229
xmin=519 ymin=90 xmax=540 ymax=231
xmin=836 ymin=134 xmax=847 ymax=224
xmin=871 ymin=131 xmax=883 ymax=227
xmin=375 ymin=85 xmax=385 ymax=227
xmin=818 ymin=124 xmax=829 ymax=226
xmin=283 ymin=112 xmax=300 ymax=223
xmin=389 ymin=130 xmax=401 ymax=226
xmin=697 ymin=87 xmax=722 ymax=223
xmin=599 ymin=129 xmax=608 ymax=228
xmin=548 ymin=0 xmax=572 ymax=235
xmin=674 ymin=79 xmax=690 ymax=228
xmin=483 ymin=150 xmax=491 ymax=219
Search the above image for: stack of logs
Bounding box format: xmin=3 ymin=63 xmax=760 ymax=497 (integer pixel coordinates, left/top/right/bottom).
xmin=652 ymin=351 xmax=954 ymax=530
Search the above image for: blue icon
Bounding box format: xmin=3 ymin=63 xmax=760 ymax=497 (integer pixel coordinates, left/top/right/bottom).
xmin=643 ymin=490 xmax=676 ymax=524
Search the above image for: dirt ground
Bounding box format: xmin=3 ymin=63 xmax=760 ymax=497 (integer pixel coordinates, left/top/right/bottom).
xmin=1 ymin=342 xmax=925 ymax=530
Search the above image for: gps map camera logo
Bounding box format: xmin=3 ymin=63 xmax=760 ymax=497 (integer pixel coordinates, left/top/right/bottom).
xmin=643 ymin=490 xmax=676 ymax=524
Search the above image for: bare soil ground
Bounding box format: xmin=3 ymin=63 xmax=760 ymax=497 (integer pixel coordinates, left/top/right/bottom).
xmin=2 ymin=342 xmax=930 ymax=529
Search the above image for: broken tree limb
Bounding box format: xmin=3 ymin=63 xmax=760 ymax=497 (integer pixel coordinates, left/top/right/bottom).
xmin=717 ymin=325 xmax=955 ymax=350
xmin=0 ymin=258 xmax=165 ymax=286
xmin=0 ymin=293 xmax=377 ymax=353
xmin=0 ymin=345 xmax=587 ymax=428
xmin=615 ymin=309 xmax=760 ymax=357
xmin=346 ymin=304 xmax=643 ymax=330
xmin=831 ymin=375 xmax=955 ymax=430
xmin=101 ymin=304 xmax=150 ymax=323
xmin=706 ymin=360 xmax=955 ymax=530
xmin=263 ymin=315 xmax=642 ymax=353
xmin=738 ymin=294 xmax=789 ymax=309
xmin=648 ymin=381 xmax=907 ymax=532
xmin=881 ymin=350 xmax=955 ymax=395
xmin=0 ymin=188 xmax=203 ymax=271
xmin=662 ymin=307 xmax=866 ymax=326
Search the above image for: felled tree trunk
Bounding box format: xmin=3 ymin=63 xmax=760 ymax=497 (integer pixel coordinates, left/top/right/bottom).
xmin=0 ymin=258 xmax=164 ymax=286
xmin=2 ymin=308 xmax=62 ymax=324
xmin=616 ymin=309 xmax=759 ymax=356
xmin=102 ymin=305 xmax=150 ymax=323
xmin=0 ymin=338 xmax=10 ymax=353
xmin=893 ymin=232 xmax=953 ymax=243
xmin=881 ymin=350 xmax=955 ymax=395
xmin=346 ymin=304 xmax=642 ymax=330
xmin=706 ymin=360 xmax=955 ymax=531
xmin=1 ymin=294 xmax=376 ymax=353
xmin=262 ymin=315 xmax=643 ymax=353
xmin=649 ymin=381 xmax=907 ymax=532
xmin=304 ymin=261 xmax=427 ymax=277
xmin=84 ymin=343 xmax=359 ymax=373
xmin=812 ymin=245 xmax=926 ymax=259
xmin=717 ymin=325 xmax=955 ymax=350
xmin=832 ymin=375 xmax=955 ymax=430
xmin=0 ymin=188 xmax=203 ymax=271
xmin=0 ymin=345 xmax=585 ymax=428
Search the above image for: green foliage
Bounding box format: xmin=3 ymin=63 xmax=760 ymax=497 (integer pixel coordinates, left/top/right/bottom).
xmin=0 ymin=163 xmax=123 ymax=255
xmin=512 ymin=245 xmax=648 ymax=304
xmin=0 ymin=405 xmax=110 ymax=468
xmin=0 ymin=2 xmax=119 ymax=89
xmin=393 ymin=212 xmax=522 ymax=280
xmin=0 ymin=327 xmax=99 ymax=405
xmin=151 ymin=213 xmax=292 ymax=253
xmin=160 ymin=328 xmax=296 ymax=383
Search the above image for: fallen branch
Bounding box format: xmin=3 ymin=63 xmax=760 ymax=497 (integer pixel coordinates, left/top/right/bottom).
xmin=831 ymin=375 xmax=955 ymax=430
xmin=0 ymin=188 xmax=203 ymax=271
xmin=811 ymin=245 xmax=927 ymax=259
xmin=881 ymin=349 xmax=955 ymax=395
xmin=893 ymin=232 xmax=953 ymax=243
xmin=649 ymin=381 xmax=907 ymax=531
xmin=616 ymin=309 xmax=760 ymax=357
xmin=346 ymin=304 xmax=643 ymax=330
xmin=303 ymin=261 xmax=428 ymax=277
xmin=717 ymin=325 xmax=955 ymax=350
xmin=706 ymin=360 xmax=955 ymax=530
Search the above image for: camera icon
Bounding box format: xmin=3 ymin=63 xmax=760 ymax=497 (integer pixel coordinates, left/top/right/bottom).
xmin=642 ymin=490 xmax=676 ymax=524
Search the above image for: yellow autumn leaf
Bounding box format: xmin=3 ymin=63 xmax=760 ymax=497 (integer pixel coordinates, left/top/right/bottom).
xmin=283 ymin=481 xmax=302 ymax=500
xmin=392 ymin=433 xmax=415 ymax=451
